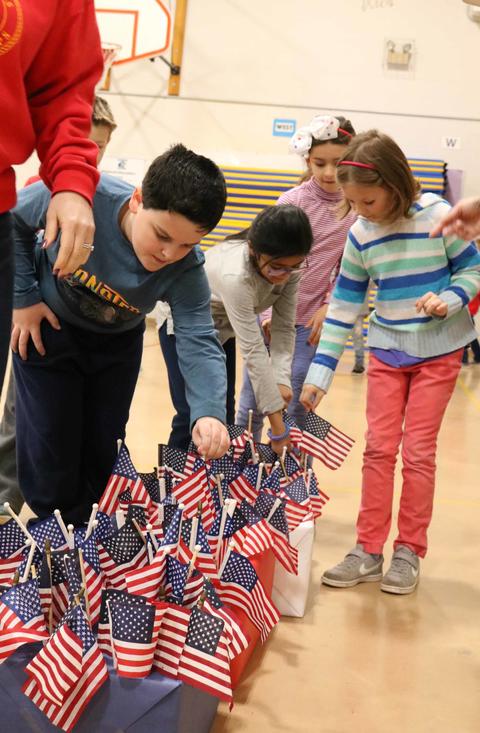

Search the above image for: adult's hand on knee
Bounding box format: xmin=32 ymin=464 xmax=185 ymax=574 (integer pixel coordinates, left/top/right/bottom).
xmin=11 ymin=303 xmax=61 ymax=361
xmin=44 ymin=192 xmax=95 ymax=278
xmin=192 ymin=417 xmax=231 ymax=460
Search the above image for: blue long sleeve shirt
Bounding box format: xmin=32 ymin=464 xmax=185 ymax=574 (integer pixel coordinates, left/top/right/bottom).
xmin=13 ymin=174 xmax=227 ymax=427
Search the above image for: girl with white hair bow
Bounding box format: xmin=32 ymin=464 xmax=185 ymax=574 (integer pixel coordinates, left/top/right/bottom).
xmin=236 ymin=114 xmax=358 ymax=439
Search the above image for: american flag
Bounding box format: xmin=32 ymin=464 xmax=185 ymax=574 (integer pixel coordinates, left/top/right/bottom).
xmin=280 ymin=476 xmax=313 ymax=531
xmin=256 ymin=443 xmax=278 ymax=466
xmin=177 ymin=519 xmax=218 ymax=579
xmin=307 ymin=471 xmax=330 ymax=518
xmin=226 ymin=424 xmax=248 ymax=461
xmin=23 ymin=605 xmax=108 ymax=732
xmin=92 ymin=511 xmax=115 ymax=542
xmin=178 ymin=606 xmax=232 ymax=703
xmin=266 ymin=504 xmax=298 ymax=575
xmin=98 ymin=443 xmax=154 ymax=518
xmin=25 ymin=621 xmax=83 ymax=707
xmin=165 ymin=556 xmax=204 ymax=609
xmin=0 ymin=579 xmax=48 ymax=662
xmin=228 ymin=464 xmax=261 ymax=504
xmin=125 ymin=546 xmax=168 ymax=600
xmin=217 ymin=551 xmax=279 ymax=642
xmin=235 ymin=500 xmax=274 ymax=558
xmin=282 ymin=411 xmax=303 ymax=446
xmin=0 ymin=519 xmax=29 ymax=584
xmin=138 ymin=471 xmax=161 ymax=504
xmin=98 ymin=521 xmax=148 ymax=590
xmin=27 ymin=515 xmax=69 ymax=570
xmin=38 ymin=549 xmax=70 ymax=628
xmin=300 ymin=412 xmax=355 ymax=469
xmin=97 ymin=588 xmax=148 ymax=655
xmin=153 ymin=603 xmax=191 ymax=678
xmin=282 ymin=452 xmax=303 ymax=481
xmin=254 ymin=490 xmax=280 ymax=519
xmin=74 ymin=535 xmax=104 ymax=625
xmin=161 ymin=506 xmax=183 ymax=552
xmin=160 ymin=445 xmax=200 ymax=480
xmin=98 ymin=443 xmax=138 ymax=516
xmin=109 ymin=600 xmax=163 ymax=678
xmin=126 ymin=504 xmax=147 ymax=526
xmin=171 ymin=468 xmax=215 ymax=530
xmin=202 ymin=578 xmax=249 ymax=660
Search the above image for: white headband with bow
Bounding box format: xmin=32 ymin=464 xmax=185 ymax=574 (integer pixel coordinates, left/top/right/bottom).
xmin=289 ymin=115 xmax=343 ymax=157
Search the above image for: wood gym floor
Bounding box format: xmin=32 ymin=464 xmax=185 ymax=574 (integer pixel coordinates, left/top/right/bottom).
xmin=11 ymin=320 xmax=479 ymax=733
xmin=127 ymin=321 xmax=480 ymax=733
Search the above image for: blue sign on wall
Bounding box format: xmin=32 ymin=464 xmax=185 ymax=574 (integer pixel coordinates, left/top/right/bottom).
xmin=272 ymin=118 xmax=296 ymax=137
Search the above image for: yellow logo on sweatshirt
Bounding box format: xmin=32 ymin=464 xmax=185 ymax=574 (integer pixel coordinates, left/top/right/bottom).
xmin=0 ymin=1 xmax=23 ymax=56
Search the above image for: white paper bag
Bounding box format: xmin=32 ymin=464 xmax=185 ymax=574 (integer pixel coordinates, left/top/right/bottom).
xmin=272 ymin=520 xmax=315 ymax=618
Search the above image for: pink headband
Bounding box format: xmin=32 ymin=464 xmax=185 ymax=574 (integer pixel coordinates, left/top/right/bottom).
xmin=337 ymin=160 xmax=376 ymax=170
xmin=337 ymin=127 xmax=353 ymax=138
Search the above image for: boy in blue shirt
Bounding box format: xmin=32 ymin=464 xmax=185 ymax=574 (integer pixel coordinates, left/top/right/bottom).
xmin=11 ymin=144 xmax=229 ymax=525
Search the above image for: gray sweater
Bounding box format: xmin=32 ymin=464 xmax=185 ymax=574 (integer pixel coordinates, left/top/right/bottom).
xmin=205 ymin=238 xmax=301 ymax=415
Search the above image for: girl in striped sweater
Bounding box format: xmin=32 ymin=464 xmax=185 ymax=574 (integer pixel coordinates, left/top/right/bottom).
xmin=301 ymin=130 xmax=480 ymax=595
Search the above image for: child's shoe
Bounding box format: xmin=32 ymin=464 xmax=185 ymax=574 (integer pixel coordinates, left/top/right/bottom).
xmin=380 ymin=545 xmax=419 ymax=595
xmin=321 ymin=544 xmax=383 ymax=587
xmin=352 ymin=363 xmax=365 ymax=374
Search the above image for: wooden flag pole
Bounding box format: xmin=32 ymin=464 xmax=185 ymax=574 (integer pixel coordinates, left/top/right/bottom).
xmin=168 ymin=0 xmax=189 ymax=96
xmin=78 ymin=548 xmax=90 ymax=623
xmin=67 ymin=524 xmax=75 ymax=550
xmin=256 ymin=463 xmax=265 ymax=492
xmin=85 ymin=503 xmax=99 ymax=540
xmin=187 ymin=544 xmax=201 ymax=579
xmin=53 ymin=509 xmax=70 ymax=544
xmin=21 ymin=539 xmax=35 ymax=583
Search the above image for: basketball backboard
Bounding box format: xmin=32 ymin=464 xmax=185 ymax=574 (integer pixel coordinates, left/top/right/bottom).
xmin=95 ymin=0 xmax=171 ymax=65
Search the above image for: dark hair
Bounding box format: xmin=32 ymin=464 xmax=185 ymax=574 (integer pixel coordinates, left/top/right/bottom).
xmin=310 ymin=116 xmax=356 ymax=152
xmin=336 ymin=130 xmax=421 ymax=222
xmin=228 ymin=205 xmax=312 ymax=258
xmin=142 ymin=144 xmax=227 ymax=232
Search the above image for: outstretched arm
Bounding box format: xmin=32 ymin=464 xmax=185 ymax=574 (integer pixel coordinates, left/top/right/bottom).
xmin=430 ymin=197 xmax=480 ymax=240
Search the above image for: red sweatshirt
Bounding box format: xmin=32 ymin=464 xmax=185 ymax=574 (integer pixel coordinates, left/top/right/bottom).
xmin=0 ymin=0 xmax=103 ymax=213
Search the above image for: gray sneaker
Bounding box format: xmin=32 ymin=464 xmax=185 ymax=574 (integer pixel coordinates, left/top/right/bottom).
xmin=381 ymin=545 xmax=420 ymax=595
xmin=321 ymin=545 xmax=384 ymax=588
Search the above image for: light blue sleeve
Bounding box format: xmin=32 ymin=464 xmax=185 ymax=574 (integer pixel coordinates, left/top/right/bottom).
xmin=165 ymin=261 xmax=227 ymax=427
xmin=12 ymin=182 xmax=52 ymax=309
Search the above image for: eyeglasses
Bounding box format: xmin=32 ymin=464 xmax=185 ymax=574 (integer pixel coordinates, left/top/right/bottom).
xmin=259 ymin=257 xmax=309 ymax=276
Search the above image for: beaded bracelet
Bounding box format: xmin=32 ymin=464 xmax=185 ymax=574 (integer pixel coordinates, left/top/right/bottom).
xmin=266 ymin=424 xmax=290 ymax=442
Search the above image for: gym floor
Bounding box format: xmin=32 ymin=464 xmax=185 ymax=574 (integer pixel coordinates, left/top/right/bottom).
xmin=16 ymin=320 xmax=480 ymax=732
xmin=129 ymin=321 xmax=480 ymax=733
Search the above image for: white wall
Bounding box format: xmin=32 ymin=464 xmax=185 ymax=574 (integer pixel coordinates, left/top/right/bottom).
xmin=16 ymin=0 xmax=480 ymax=194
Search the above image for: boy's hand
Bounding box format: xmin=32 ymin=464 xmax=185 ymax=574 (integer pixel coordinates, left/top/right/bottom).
xmin=300 ymin=384 xmax=326 ymax=411
xmin=270 ymin=435 xmax=292 ymax=456
xmin=277 ymin=383 xmax=293 ymax=407
xmin=415 ymin=291 xmax=448 ymax=318
xmin=192 ymin=417 xmax=230 ymax=460
xmin=306 ymin=304 xmax=328 ymax=346
xmin=44 ymin=192 xmax=95 ymax=278
xmin=430 ymin=196 xmax=480 ymax=240
xmin=11 ymin=303 xmax=61 ymax=361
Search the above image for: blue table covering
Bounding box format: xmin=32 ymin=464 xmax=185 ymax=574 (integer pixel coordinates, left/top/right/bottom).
xmin=0 ymin=644 xmax=218 ymax=733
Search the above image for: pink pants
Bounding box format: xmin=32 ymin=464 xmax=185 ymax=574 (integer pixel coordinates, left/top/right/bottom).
xmin=357 ymin=350 xmax=462 ymax=558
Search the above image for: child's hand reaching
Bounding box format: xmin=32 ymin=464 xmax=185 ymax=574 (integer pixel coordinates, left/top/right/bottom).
xmin=300 ymin=384 xmax=326 ymax=411
xmin=192 ymin=417 xmax=230 ymax=460
xmin=415 ymin=291 xmax=448 ymax=318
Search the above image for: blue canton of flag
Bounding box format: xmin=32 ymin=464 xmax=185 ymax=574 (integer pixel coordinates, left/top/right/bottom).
xmin=239 ymin=499 xmax=262 ymax=526
xmin=138 ymin=472 xmax=161 ymax=504
xmin=0 ymin=519 xmax=27 ymax=558
xmin=165 ymin=556 xmax=188 ymax=603
xmin=254 ymin=491 xmax=279 ymax=518
xmin=282 ymin=475 xmax=309 ymax=505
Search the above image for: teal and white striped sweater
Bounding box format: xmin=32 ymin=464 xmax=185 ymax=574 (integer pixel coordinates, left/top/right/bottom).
xmin=306 ymin=193 xmax=480 ymax=392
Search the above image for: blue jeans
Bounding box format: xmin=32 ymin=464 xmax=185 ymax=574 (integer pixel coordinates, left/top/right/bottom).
xmin=159 ymin=323 xmax=236 ymax=450
xmin=13 ymin=318 xmax=145 ymax=524
xmin=236 ymin=324 xmax=316 ymax=439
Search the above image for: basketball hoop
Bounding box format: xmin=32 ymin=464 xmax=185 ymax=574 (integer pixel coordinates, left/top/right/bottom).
xmin=98 ymin=42 xmax=122 ymax=91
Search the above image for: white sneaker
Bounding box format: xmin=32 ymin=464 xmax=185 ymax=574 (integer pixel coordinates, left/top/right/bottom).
xmin=322 ymin=545 xmax=384 ymax=588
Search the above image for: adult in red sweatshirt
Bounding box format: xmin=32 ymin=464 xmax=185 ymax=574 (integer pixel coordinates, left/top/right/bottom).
xmin=0 ymin=0 xmax=103 ymax=393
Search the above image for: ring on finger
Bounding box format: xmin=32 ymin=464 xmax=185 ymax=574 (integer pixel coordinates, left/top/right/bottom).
xmin=80 ymin=243 xmax=95 ymax=251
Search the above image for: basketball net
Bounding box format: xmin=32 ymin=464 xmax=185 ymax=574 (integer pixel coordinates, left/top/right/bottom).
xmin=97 ymin=42 xmax=122 ymax=92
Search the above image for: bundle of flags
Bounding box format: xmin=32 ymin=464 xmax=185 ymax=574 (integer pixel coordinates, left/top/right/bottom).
xmin=0 ymin=411 xmax=353 ymax=728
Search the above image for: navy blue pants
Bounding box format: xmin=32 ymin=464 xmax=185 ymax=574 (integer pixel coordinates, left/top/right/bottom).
xmin=159 ymin=323 xmax=235 ymax=450
xmin=13 ymin=318 xmax=145 ymax=524
xmin=0 ymin=212 xmax=13 ymax=397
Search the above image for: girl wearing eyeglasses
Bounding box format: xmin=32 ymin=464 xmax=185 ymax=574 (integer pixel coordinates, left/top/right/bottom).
xmin=158 ymin=204 xmax=312 ymax=455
